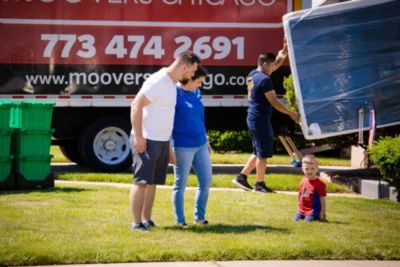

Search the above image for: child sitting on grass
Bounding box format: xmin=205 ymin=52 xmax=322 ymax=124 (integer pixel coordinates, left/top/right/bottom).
xmin=294 ymin=154 xmax=327 ymax=222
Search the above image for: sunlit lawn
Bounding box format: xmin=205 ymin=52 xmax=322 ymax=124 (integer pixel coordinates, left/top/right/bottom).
xmin=0 ymin=184 xmax=399 ymax=265
xmin=51 ymin=146 xmax=350 ymax=166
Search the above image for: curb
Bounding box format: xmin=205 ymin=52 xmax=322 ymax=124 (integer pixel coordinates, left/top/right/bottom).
xmin=52 ymin=162 xmax=357 ymax=175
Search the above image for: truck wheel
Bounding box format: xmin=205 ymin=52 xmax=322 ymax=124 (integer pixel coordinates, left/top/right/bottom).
xmin=79 ymin=117 xmax=132 ymax=172
xmin=59 ymin=141 xmax=85 ymax=165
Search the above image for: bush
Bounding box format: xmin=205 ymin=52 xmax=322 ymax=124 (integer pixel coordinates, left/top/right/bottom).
xmin=207 ymin=130 xmax=293 ymax=154
xmin=283 ymin=74 xmax=297 ymax=112
xmin=369 ymin=135 xmax=400 ymax=201
xmin=207 ymin=130 xmax=252 ymax=152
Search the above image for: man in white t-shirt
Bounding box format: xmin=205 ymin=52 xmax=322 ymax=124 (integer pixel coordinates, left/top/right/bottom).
xmin=129 ymin=50 xmax=201 ymax=231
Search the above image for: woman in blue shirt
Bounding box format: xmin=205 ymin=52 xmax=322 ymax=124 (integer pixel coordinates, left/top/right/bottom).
xmin=171 ymin=65 xmax=212 ymax=227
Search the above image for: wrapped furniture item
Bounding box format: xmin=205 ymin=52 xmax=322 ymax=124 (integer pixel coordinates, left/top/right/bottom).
xmin=283 ymin=0 xmax=400 ymax=140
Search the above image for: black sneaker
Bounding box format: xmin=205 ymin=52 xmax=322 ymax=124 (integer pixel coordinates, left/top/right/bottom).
xmin=253 ymin=182 xmax=275 ymax=193
xmin=131 ymin=222 xmax=148 ymax=232
xmin=143 ymin=220 xmax=156 ymax=229
xmin=232 ymin=174 xmax=253 ymax=191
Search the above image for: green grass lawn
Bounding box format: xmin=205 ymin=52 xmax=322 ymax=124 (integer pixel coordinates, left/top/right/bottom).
xmin=0 ymin=184 xmax=399 ymax=265
xmin=51 ymin=146 xmax=350 ymax=166
xmin=56 ymin=173 xmax=352 ymax=193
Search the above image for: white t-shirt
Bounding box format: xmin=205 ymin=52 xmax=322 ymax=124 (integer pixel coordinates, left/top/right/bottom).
xmin=139 ymin=68 xmax=176 ymax=141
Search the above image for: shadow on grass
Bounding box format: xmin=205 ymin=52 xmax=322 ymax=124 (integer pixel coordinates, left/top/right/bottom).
xmin=163 ymin=223 xmax=288 ymax=234
xmin=0 ymin=187 xmax=90 ymax=195
xmin=321 ymin=220 xmax=349 ymax=225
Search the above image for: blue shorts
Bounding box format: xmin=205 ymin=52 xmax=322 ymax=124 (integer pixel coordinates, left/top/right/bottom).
xmin=247 ymin=119 xmax=273 ymax=159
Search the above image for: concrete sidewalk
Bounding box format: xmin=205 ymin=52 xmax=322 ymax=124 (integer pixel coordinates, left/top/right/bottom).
xmin=56 ymin=180 xmax=365 ymax=198
xmin=32 ymin=260 xmax=400 ymax=267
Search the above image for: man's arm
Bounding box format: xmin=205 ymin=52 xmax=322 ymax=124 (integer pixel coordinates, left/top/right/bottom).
xmin=270 ymin=41 xmax=288 ymax=73
xmin=264 ymin=90 xmax=300 ymax=123
xmin=130 ymin=92 xmax=151 ymax=153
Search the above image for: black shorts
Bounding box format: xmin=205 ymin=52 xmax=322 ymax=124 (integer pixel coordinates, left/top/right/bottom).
xmin=247 ymin=120 xmax=273 ymax=159
xmin=130 ymin=136 xmax=169 ymax=185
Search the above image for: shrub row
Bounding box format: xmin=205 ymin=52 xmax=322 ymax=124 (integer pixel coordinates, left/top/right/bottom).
xmin=207 ymin=130 xmax=252 ymax=152
xmin=207 ymin=130 xmax=308 ymax=153
xmin=369 ymin=135 xmax=400 ymax=202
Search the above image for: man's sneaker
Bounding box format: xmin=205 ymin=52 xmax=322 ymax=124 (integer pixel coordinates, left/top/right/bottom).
xmin=131 ymin=222 xmax=148 ymax=232
xmin=253 ymin=182 xmax=275 ymax=193
xmin=232 ymin=174 xmax=253 ymax=191
xmin=194 ymin=219 xmax=209 ymax=225
xmin=143 ymin=220 xmax=156 ymax=229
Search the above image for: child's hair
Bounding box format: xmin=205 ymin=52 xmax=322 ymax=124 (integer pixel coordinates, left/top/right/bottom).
xmin=302 ymin=154 xmax=318 ymax=165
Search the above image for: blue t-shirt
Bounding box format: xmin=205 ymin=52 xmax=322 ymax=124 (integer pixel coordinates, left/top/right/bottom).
xmin=247 ymin=70 xmax=274 ymax=122
xmin=172 ymin=87 xmax=207 ymax=148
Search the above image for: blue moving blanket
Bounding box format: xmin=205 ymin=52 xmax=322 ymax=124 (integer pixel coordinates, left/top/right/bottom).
xmin=283 ymin=0 xmax=400 ymax=140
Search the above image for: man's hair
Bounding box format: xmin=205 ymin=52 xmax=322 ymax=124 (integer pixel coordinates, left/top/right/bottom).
xmin=177 ymin=50 xmax=201 ymax=66
xmin=180 ymin=65 xmax=208 ymax=86
xmin=302 ymin=154 xmax=318 ymax=165
xmin=258 ymin=53 xmax=276 ymax=66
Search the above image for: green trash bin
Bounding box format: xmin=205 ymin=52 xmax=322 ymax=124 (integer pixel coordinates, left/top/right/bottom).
xmin=4 ymin=100 xmax=56 ymax=189
xmin=16 ymin=155 xmax=54 ymax=188
xmin=0 ymin=102 xmax=13 ymax=130
xmin=0 ymin=102 xmax=16 ymax=190
xmin=0 ymin=155 xmax=13 ymax=181
xmin=13 ymin=101 xmax=55 ymax=130
xmin=0 ymin=100 xmax=22 ymax=129
xmin=0 ymin=155 xmax=14 ymax=189
xmin=16 ymin=129 xmax=54 ymax=157
xmin=0 ymin=129 xmax=13 ymax=157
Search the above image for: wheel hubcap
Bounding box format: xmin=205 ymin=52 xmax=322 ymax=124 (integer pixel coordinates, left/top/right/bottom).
xmin=93 ymin=127 xmax=130 ymax=165
xmin=104 ymin=139 xmax=116 ymax=151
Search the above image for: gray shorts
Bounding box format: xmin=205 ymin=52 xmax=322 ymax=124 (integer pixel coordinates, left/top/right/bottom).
xmin=130 ymin=136 xmax=169 ymax=185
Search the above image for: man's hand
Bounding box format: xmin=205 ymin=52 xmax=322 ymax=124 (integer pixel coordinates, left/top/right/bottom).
xmin=290 ymin=111 xmax=300 ymax=123
xmin=134 ymin=135 xmax=147 ymax=153
xmin=169 ymin=147 xmax=176 ymax=165
xmin=277 ymin=38 xmax=288 ymax=59
xmin=282 ymin=38 xmax=288 ymax=54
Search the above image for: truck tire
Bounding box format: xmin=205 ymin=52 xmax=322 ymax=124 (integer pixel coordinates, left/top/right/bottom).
xmin=59 ymin=141 xmax=85 ymax=165
xmin=79 ymin=117 xmax=132 ymax=172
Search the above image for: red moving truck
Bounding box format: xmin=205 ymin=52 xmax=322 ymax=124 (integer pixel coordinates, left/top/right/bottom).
xmin=0 ymin=0 xmax=304 ymax=171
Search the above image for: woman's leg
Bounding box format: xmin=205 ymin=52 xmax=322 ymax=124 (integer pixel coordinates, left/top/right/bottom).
xmin=172 ymin=147 xmax=195 ymax=224
xmin=192 ymin=144 xmax=212 ymax=221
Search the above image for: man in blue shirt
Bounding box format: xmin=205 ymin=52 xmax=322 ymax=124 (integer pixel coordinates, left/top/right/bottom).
xmin=233 ymin=42 xmax=300 ymax=193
